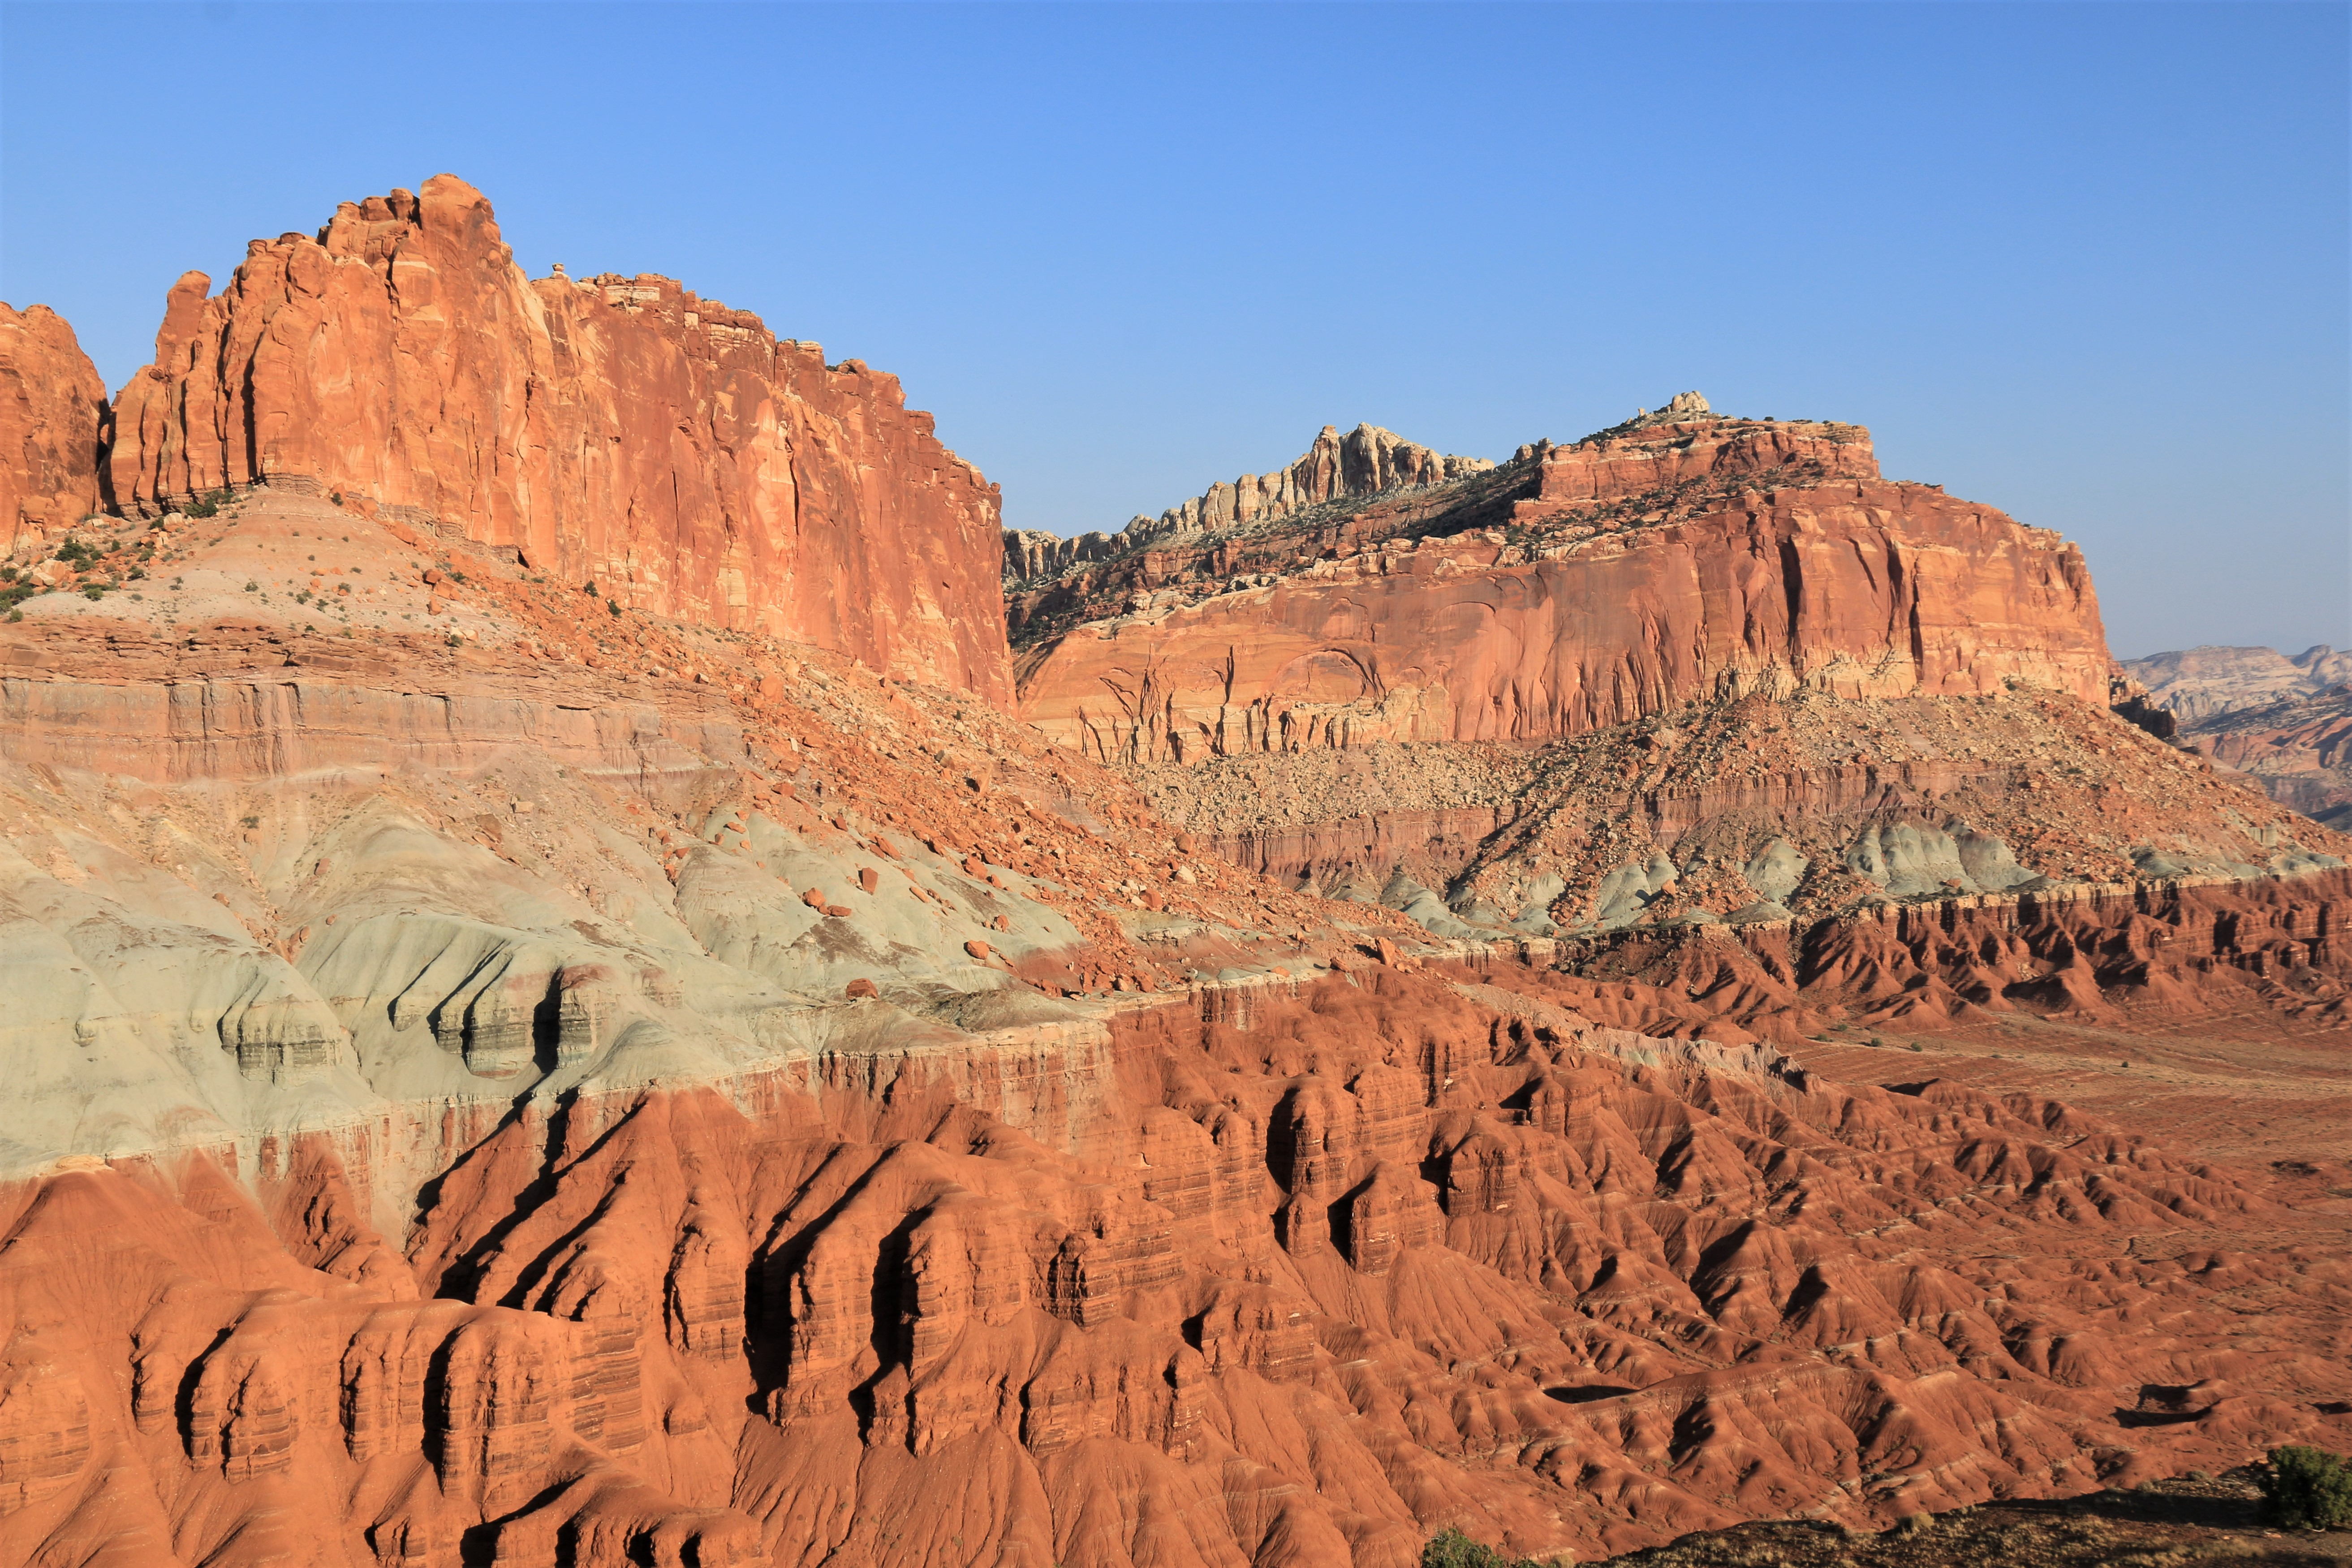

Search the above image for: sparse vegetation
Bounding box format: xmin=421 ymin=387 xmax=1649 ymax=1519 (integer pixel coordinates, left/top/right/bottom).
xmin=183 ymin=488 xmax=232 ymax=518
xmin=2261 ymin=1445 xmax=2352 ymax=1529
xmin=1421 ymin=1528 xmax=1549 ymax=1568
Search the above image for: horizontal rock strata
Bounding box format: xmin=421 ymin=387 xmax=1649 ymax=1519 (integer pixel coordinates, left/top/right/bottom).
xmin=1014 ymin=413 xmax=2109 ymax=762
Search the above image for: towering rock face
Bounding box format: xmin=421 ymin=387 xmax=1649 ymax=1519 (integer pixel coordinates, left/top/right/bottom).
xmin=0 ymin=303 xmax=109 ymax=553
xmin=1004 ymin=421 xmax=1493 ymax=590
xmin=1010 ymin=398 xmax=2351 ymax=952
xmin=106 ymin=176 xmax=1012 ymax=703
xmin=1013 ymin=408 xmax=2111 ymax=762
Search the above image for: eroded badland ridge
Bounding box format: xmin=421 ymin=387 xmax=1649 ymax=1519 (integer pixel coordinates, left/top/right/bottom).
xmin=0 ymin=188 xmax=2347 ymax=1568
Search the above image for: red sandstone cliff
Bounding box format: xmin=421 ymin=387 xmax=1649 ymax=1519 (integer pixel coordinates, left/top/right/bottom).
xmin=0 ymin=302 xmax=109 ymax=552
xmin=105 ymin=175 xmax=1012 ymax=703
xmin=1014 ymin=409 xmax=2111 ymax=762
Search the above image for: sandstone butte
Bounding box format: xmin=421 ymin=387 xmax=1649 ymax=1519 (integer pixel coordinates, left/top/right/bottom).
xmin=1010 ymin=399 xmax=2110 ymax=761
xmin=91 ymin=175 xmax=1012 ymax=703
xmin=2 ymin=221 xmax=2351 ymax=1568
xmin=0 ymin=302 xmax=108 ymax=556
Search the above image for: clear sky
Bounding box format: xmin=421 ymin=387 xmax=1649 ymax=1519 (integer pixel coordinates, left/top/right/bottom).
xmin=3 ymin=2 xmax=2344 ymax=658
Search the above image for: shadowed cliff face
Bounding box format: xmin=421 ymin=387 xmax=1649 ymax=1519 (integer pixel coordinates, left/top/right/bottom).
xmin=94 ymin=175 xmax=1012 ymax=703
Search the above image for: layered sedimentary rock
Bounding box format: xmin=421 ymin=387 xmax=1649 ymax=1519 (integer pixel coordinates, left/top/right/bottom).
xmin=7 ymin=955 xmax=2350 ymax=1568
xmin=1017 ymin=396 xmax=2351 ymax=1042
xmin=1014 ymin=407 xmax=2110 ymax=762
xmin=2175 ymin=686 xmax=2352 ymax=829
xmin=1140 ymin=682 xmax=2346 ymax=941
xmin=0 ymin=302 xmax=109 ymax=551
xmin=2122 ymin=643 xmax=2352 ymax=722
xmin=8 ymin=211 xmax=2352 ymax=1568
xmin=1004 ymin=422 xmax=1492 ymax=592
xmin=2114 ymin=646 xmax=2352 ymax=829
xmin=103 ymin=176 xmax=1011 ymax=702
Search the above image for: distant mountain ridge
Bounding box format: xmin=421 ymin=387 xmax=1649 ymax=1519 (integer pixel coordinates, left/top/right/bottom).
xmin=2127 ymin=644 xmax=2352 ymax=830
xmin=2120 ymin=642 xmax=2352 ymax=722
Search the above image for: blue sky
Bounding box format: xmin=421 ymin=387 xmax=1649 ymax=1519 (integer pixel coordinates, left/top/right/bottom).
xmin=3 ymin=2 xmax=2343 ymax=657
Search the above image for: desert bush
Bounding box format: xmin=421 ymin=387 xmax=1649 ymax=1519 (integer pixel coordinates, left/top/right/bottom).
xmin=1421 ymin=1527 xmax=1552 ymax=1568
xmin=2262 ymin=1445 xmax=2352 ymax=1529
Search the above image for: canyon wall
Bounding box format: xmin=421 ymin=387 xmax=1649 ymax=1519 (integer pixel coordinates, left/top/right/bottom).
xmin=1015 ymin=414 xmax=2112 ymax=764
xmin=0 ymin=302 xmax=109 ymax=552
xmin=99 ymin=175 xmax=1012 ymax=703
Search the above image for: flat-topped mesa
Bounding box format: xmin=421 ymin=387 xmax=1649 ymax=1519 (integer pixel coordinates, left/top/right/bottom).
xmin=1514 ymin=394 xmax=1878 ymax=514
xmin=1013 ymin=393 xmax=2112 ymax=760
xmin=106 ymin=175 xmax=1013 ymax=704
xmin=1003 ymin=422 xmax=1491 ymax=589
xmin=0 ymin=303 xmax=109 ymax=554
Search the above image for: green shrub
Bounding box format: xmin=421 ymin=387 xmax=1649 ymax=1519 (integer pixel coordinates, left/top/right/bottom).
xmin=1421 ymin=1527 xmax=1550 ymax=1568
xmin=2262 ymin=1445 xmax=2352 ymax=1529
xmin=183 ymin=489 xmax=231 ymax=519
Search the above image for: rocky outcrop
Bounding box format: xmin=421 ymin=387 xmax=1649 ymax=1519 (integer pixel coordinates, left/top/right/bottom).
xmin=1017 ymin=410 xmax=2110 ymax=763
xmin=1140 ymin=679 xmax=2346 ymax=948
xmin=1003 ymin=524 xmax=1125 ymax=587
xmin=104 ymin=176 xmax=1012 ymax=703
xmin=1004 ymin=422 xmax=1493 ymax=590
xmin=2122 ymin=643 xmax=2352 ymax=722
xmin=0 ymin=435 xmax=2348 ymax=1568
xmin=0 ymin=303 xmax=108 ymax=553
xmin=2175 ymin=686 xmax=2352 ymax=828
xmin=2115 ymin=648 xmax=2352 ymax=829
